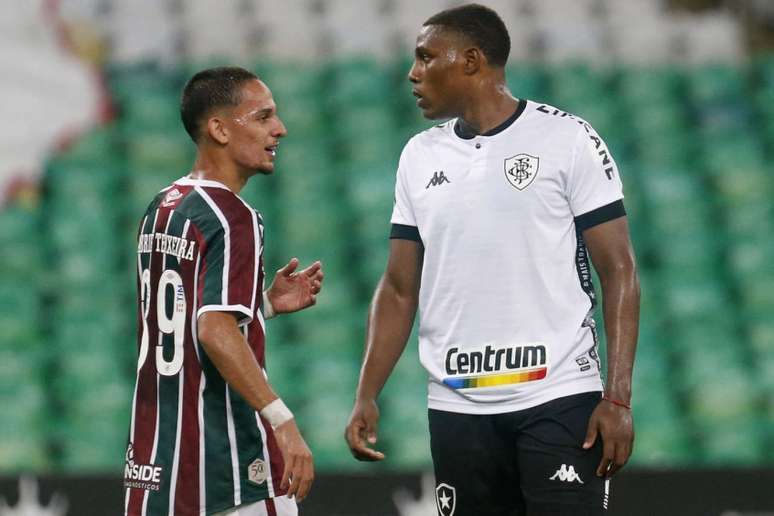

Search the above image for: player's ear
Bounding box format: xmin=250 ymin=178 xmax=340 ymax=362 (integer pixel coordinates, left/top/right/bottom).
xmin=206 ymin=116 xmax=229 ymax=145
xmin=463 ymin=47 xmax=483 ymax=75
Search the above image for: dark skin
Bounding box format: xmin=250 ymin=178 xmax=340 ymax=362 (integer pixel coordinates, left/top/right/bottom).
xmin=345 ymin=25 xmax=640 ymax=478
xmin=194 ymin=79 xmax=325 ymax=500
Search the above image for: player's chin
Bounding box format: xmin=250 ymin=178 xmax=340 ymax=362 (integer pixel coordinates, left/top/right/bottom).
xmin=417 ymin=103 xmax=436 ymax=119
xmin=419 ymin=105 xmax=447 ymax=121
xmin=253 ymin=162 xmax=275 ymax=175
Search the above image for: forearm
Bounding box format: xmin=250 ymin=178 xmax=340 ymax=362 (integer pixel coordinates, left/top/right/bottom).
xmin=356 ymin=277 xmax=418 ymax=401
xmin=198 ymin=312 xmax=278 ymax=412
xmin=599 ymin=265 xmax=640 ymax=403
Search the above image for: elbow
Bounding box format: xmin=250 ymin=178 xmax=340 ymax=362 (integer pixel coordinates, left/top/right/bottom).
xmin=599 ymin=256 xmax=639 ymax=292
xmin=197 ymin=324 xmax=214 ymax=349
xmin=381 ymin=275 xmax=419 ymax=309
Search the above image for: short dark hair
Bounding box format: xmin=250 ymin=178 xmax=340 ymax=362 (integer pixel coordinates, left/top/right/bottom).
xmin=180 ymin=66 xmax=258 ymax=142
xmin=424 ymin=4 xmax=510 ymax=67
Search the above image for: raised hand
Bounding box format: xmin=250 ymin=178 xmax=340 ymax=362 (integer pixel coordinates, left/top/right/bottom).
xmin=265 ymin=258 xmax=324 ymax=315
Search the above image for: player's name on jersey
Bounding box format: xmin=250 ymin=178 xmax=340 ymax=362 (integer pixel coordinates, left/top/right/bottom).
xmin=137 ymin=232 xmax=197 ymax=262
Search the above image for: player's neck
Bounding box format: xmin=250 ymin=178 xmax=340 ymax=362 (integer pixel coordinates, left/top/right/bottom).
xmin=190 ymin=152 xmax=248 ymax=194
xmin=457 ymin=82 xmax=518 ymax=136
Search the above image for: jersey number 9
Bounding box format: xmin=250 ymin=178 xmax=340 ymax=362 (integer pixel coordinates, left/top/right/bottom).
xmin=138 ymin=268 xmax=187 ymax=376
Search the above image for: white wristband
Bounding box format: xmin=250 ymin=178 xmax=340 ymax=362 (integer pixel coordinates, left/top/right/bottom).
xmin=260 ymin=398 xmax=293 ymax=429
xmin=262 ymin=291 xmax=276 ymax=319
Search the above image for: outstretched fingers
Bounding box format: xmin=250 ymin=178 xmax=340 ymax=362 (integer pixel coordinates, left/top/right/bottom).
xmin=279 ymin=257 xmax=300 ymax=277
xmin=301 ymin=260 xmax=323 ymax=280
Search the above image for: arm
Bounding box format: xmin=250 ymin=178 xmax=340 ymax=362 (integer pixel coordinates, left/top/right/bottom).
xmin=198 ymin=311 xmax=314 ymax=500
xmin=345 ymin=239 xmax=423 ymax=461
xmin=580 ymin=216 xmax=640 ymax=477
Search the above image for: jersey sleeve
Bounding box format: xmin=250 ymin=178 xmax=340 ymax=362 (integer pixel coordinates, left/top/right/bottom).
xmin=567 ymin=122 xmax=625 ymax=227
xmin=390 ymin=144 xmax=421 ymax=241
xmin=197 ymin=203 xmax=260 ymax=326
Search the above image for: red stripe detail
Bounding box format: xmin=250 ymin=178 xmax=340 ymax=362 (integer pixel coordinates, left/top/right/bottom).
xmin=190 ymin=224 xmax=208 ymax=314
xmin=174 ymin=245 xmax=203 ymax=515
xmin=204 ymin=189 xmax=257 ymax=312
xmin=260 ymin=420 xmax=286 ymax=497
xmin=128 ymin=208 xmax=172 ymax=514
xmin=254 ymin=250 xmax=267 ymax=367
xmin=266 ymin=498 xmax=277 ymax=516
xmin=247 ymin=319 xmax=267 ymax=369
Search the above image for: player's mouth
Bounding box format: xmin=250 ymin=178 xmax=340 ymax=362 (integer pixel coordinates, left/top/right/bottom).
xmin=413 ymin=89 xmax=428 ymax=108
xmin=265 ymin=144 xmax=279 ymax=159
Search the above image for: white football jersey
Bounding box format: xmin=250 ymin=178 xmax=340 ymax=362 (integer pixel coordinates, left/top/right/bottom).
xmin=390 ymin=100 xmax=625 ymax=414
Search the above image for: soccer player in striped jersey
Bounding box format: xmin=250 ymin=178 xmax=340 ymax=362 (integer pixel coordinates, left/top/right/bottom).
xmin=125 ymin=67 xmax=323 ymax=516
xmin=346 ymin=4 xmax=640 ymax=516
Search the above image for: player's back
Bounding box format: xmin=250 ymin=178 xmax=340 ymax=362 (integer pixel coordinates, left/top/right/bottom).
xmin=125 ymin=177 xmax=282 ymax=516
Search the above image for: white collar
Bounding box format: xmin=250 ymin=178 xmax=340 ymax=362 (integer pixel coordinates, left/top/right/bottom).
xmin=174 ymin=175 xmax=232 ymax=191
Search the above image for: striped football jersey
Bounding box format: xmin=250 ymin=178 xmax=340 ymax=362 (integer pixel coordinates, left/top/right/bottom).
xmin=125 ymin=177 xmax=285 ymax=516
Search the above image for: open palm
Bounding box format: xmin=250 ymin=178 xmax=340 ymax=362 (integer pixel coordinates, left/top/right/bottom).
xmin=265 ymin=258 xmax=324 ymax=314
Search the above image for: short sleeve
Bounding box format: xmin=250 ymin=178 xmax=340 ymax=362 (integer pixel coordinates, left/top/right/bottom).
xmin=567 ymin=122 xmax=624 ymax=218
xmin=390 ymin=146 xmax=417 ymax=228
xmin=197 ymin=202 xmax=260 ymax=326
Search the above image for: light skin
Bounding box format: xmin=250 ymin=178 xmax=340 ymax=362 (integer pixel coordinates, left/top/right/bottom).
xmin=345 ymin=25 xmax=640 ymax=478
xmin=192 ymin=78 xmax=324 ymax=500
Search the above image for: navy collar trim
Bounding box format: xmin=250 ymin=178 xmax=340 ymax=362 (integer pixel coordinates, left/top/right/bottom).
xmin=454 ymin=99 xmax=527 ymax=140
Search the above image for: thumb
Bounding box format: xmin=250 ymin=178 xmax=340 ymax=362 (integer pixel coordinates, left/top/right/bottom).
xmin=583 ymin=419 xmax=598 ymax=449
xmin=365 ymin=418 xmax=378 ymax=444
xmin=280 ymin=258 xmax=299 ymax=276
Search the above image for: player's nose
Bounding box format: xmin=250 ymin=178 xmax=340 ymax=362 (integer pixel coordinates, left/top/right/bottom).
xmin=408 ymin=61 xmax=420 ymax=83
xmin=275 ymin=118 xmax=288 ymax=138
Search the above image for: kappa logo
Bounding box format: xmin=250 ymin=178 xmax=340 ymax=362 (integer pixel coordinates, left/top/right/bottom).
xmin=247 ymin=458 xmax=268 ymax=485
xmin=161 ymin=188 xmax=183 ymax=207
xmin=504 ymin=154 xmax=539 ymax=190
xmin=426 ymin=171 xmax=451 ymax=189
xmin=550 ymin=464 xmax=584 ymax=484
xmin=435 ymin=483 xmax=456 ymax=516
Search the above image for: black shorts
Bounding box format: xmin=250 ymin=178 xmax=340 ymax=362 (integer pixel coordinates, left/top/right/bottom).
xmin=429 ymin=392 xmax=608 ymax=516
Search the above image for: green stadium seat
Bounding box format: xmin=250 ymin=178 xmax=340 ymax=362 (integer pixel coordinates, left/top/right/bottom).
xmin=0 ymin=206 xmax=41 ymax=278
xmin=297 ymin=392 xmax=356 ymax=469
xmin=506 ymin=63 xmax=547 ymax=102
xmin=125 ymin=132 xmax=193 ymax=171
xmin=0 ymin=284 xmax=40 ymax=346
xmin=327 ymin=59 xmax=393 ymax=106
xmin=700 ymin=419 xmax=766 ymax=465
xmin=618 ymin=68 xmax=681 ymax=103
xmin=689 ymin=65 xmax=746 ymax=104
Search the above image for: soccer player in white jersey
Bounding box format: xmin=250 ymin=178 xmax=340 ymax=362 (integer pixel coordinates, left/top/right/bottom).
xmin=126 ymin=67 xmax=323 ymax=516
xmin=345 ymin=5 xmax=640 ymax=515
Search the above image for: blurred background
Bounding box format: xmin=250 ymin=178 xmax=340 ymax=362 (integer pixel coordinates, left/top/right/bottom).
xmin=1 ymin=0 xmax=774 ymax=514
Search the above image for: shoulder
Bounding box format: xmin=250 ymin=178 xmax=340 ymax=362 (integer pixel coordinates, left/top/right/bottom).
xmin=180 ymin=186 xmax=257 ymax=235
xmin=141 ymin=184 xmax=174 ymax=216
xmin=526 ymin=101 xmax=598 ymax=142
xmin=399 ymin=122 xmax=452 ymax=164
